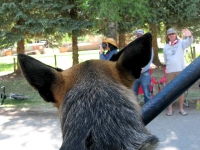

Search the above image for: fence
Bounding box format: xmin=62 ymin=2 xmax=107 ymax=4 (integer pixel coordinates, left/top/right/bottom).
xmin=0 ymin=50 xmax=100 ymax=75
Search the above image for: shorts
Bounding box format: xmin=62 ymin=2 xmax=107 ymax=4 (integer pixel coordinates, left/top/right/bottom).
xmin=166 ymin=72 xmax=181 ymax=84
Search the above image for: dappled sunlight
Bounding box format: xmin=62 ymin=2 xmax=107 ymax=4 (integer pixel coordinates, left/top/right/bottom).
xmin=0 ymin=108 xmax=62 ymax=150
xmin=146 ymin=102 xmax=200 ymax=150
xmin=160 ymin=147 xmax=179 ymax=150
xmin=160 ymin=131 xmax=178 ymax=144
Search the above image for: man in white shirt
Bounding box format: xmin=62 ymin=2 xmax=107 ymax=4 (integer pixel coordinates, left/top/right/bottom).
xmin=163 ymin=28 xmax=194 ymax=116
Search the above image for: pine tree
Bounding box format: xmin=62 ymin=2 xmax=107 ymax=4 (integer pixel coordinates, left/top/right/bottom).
xmin=0 ymin=0 xmax=92 ymax=74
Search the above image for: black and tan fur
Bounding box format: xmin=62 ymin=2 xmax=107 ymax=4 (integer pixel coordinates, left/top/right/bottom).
xmin=18 ymin=33 xmax=158 ymax=150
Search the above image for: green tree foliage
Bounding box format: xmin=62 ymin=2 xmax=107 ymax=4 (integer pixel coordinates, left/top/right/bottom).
xmin=1 ymin=0 xmax=200 ymax=69
xmin=164 ymin=0 xmax=200 ymax=28
xmin=78 ymin=0 xmax=150 ymax=49
xmin=145 ymin=0 xmax=200 ymax=66
xmin=0 ymin=0 xmax=93 ymax=68
xmin=0 ymin=1 xmax=93 ymax=48
xmin=148 ymin=0 xmax=200 ymax=36
xmin=36 ymin=0 xmax=93 ymax=65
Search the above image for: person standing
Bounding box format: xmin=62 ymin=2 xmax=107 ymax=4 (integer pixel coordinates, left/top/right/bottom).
xmin=99 ymin=38 xmax=118 ymax=60
xmin=132 ymin=29 xmax=154 ymax=103
xmin=163 ymin=28 xmax=194 ymax=116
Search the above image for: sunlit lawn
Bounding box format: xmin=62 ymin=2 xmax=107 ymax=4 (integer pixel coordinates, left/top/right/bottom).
xmin=0 ymin=50 xmax=100 ymax=108
xmin=0 ymin=50 xmax=100 ymax=73
xmin=1 ymin=48 xmax=200 ymax=108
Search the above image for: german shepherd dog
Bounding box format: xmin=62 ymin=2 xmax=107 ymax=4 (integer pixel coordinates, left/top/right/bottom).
xmin=18 ymin=33 xmax=158 ymax=150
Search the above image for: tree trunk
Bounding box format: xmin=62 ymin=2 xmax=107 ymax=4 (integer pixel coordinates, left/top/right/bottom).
xmin=72 ymin=30 xmax=79 ymax=65
xmin=149 ymin=24 xmax=164 ymax=67
xmin=118 ymin=33 xmax=126 ymax=50
xmin=69 ymin=3 xmax=79 ymax=65
xmin=15 ymin=39 xmax=25 ymax=75
xmin=106 ymin=22 xmax=118 ymax=41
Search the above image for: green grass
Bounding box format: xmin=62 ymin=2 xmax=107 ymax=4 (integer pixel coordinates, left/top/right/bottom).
xmin=0 ymin=75 xmax=52 ymax=108
xmin=0 ymin=50 xmax=99 ymax=108
xmin=0 ymin=63 xmax=14 ymax=72
xmin=0 ymin=50 xmax=100 ymax=73
xmin=1 ymin=49 xmax=200 ymax=108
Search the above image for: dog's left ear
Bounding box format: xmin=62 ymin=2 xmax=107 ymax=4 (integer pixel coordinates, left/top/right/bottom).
xmin=110 ymin=33 xmax=152 ymax=79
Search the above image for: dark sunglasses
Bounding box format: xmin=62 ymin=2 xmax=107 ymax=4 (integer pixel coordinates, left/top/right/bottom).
xmin=168 ymin=33 xmax=175 ymax=36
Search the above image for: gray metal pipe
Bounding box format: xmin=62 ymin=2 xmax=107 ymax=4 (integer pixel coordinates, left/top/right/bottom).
xmin=142 ymin=56 xmax=200 ymax=125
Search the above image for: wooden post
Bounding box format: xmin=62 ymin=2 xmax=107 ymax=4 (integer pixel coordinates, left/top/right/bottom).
xmin=14 ymin=57 xmax=16 ymax=72
xmin=54 ymin=55 xmax=57 ymax=67
xmin=193 ymin=46 xmax=196 ymax=60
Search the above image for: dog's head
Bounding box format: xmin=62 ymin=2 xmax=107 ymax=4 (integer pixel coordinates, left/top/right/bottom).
xmin=18 ymin=33 xmax=158 ymax=150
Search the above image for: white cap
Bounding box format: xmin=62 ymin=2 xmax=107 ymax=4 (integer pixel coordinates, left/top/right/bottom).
xmin=135 ymin=29 xmax=144 ymax=35
xmin=167 ymin=28 xmax=176 ymax=35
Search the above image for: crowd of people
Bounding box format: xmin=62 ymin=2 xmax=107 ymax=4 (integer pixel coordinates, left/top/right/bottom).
xmin=99 ymin=27 xmax=197 ymax=116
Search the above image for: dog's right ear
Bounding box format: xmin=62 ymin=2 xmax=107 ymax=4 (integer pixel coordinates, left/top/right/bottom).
xmin=110 ymin=33 xmax=152 ymax=79
xmin=17 ymin=53 xmax=63 ymax=103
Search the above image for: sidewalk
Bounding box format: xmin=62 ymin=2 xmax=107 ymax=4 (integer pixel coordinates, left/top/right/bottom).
xmin=0 ymin=101 xmax=199 ymax=150
xmin=147 ymin=101 xmax=200 ymax=150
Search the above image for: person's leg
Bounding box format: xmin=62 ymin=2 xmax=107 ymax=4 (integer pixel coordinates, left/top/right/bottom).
xmin=165 ymin=72 xmax=175 ymax=116
xmin=174 ymin=72 xmax=188 ymax=115
xmin=132 ymin=79 xmax=140 ymax=97
xmin=179 ymin=94 xmax=187 ymax=115
xmin=179 ymin=94 xmax=185 ymax=110
xmin=197 ymin=100 xmax=200 ymax=110
xmin=140 ymin=71 xmax=151 ymax=103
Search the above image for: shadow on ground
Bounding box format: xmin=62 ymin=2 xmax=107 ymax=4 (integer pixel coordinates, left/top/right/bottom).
xmin=0 ymin=107 xmax=62 ymax=150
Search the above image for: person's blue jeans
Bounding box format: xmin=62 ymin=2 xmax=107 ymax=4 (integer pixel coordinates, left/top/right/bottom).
xmin=133 ymin=70 xmax=151 ymax=103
